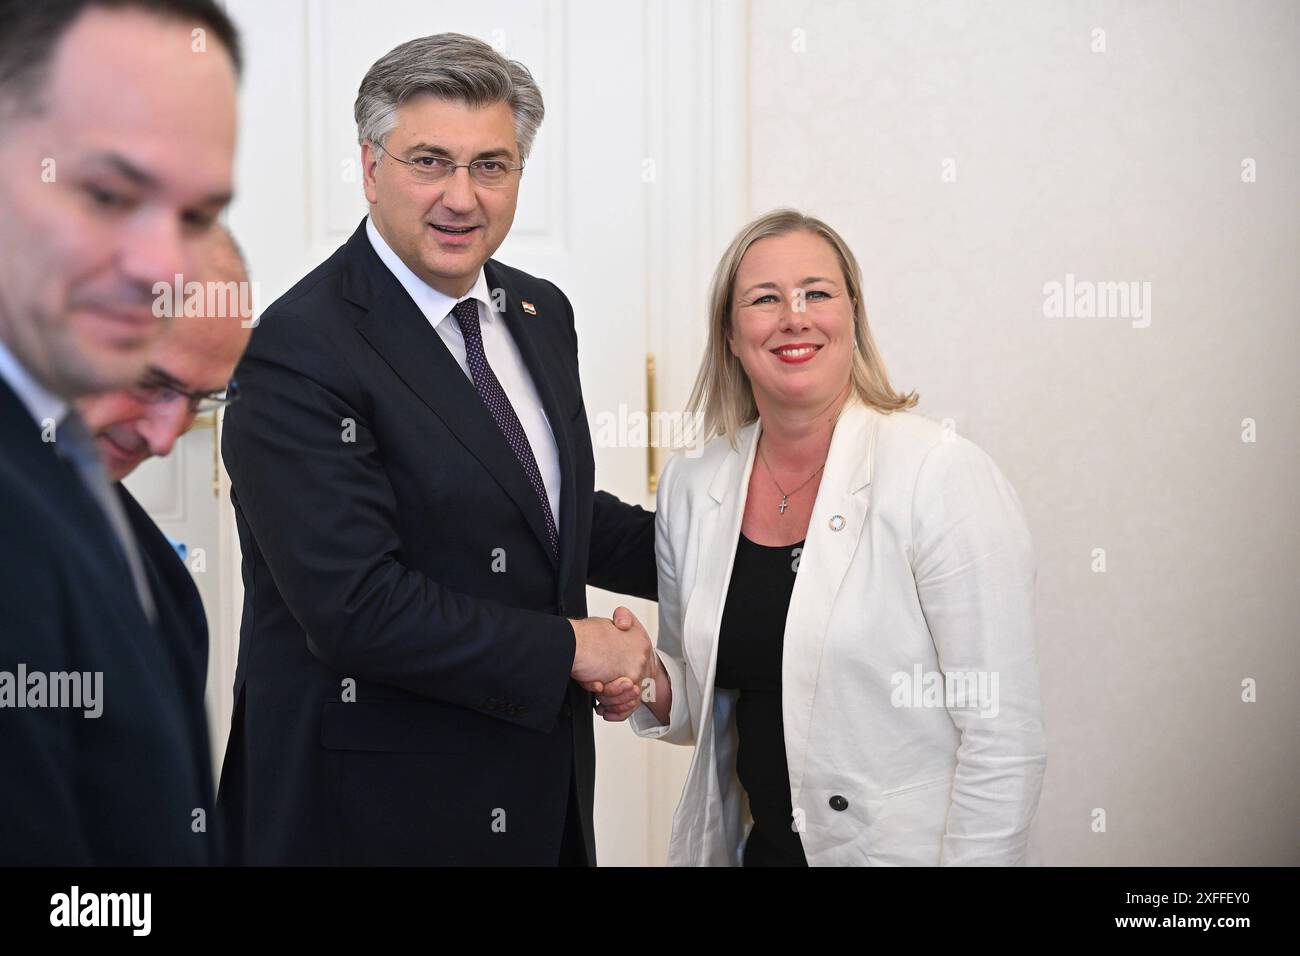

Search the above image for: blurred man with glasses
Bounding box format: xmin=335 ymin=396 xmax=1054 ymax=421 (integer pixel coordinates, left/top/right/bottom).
xmin=80 ymin=225 xmax=250 ymax=484
xmin=73 ymin=226 xmax=249 ymax=868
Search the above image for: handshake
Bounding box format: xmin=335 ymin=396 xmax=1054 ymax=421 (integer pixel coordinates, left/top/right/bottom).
xmin=570 ymin=607 xmax=659 ymax=722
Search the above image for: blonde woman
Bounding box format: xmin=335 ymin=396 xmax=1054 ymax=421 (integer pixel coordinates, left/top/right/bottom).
xmin=594 ymin=209 xmax=1047 ymax=865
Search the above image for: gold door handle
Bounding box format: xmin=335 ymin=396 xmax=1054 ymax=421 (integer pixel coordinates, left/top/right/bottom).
xmin=188 ymin=412 xmax=221 ymax=498
xmin=646 ymin=353 xmax=658 ymax=494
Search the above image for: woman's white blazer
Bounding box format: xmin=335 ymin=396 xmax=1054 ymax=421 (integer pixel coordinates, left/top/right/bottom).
xmin=630 ymin=397 xmax=1048 ymax=865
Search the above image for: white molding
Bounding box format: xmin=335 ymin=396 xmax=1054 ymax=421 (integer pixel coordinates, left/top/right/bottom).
xmin=213 ymin=409 xmax=239 ymax=783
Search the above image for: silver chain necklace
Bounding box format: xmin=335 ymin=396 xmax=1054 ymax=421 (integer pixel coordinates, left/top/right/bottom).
xmin=758 ymin=442 xmax=825 ymax=515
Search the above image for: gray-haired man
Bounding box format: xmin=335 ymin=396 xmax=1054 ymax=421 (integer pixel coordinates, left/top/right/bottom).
xmin=218 ymin=33 xmax=657 ymax=865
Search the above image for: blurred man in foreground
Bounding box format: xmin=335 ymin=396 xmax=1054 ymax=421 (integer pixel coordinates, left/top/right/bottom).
xmin=0 ymin=0 xmax=240 ymax=864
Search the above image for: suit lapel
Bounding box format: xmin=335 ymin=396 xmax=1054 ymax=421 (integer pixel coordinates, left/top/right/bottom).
xmin=0 ymin=377 xmax=155 ymax=638
xmin=682 ymin=423 xmax=759 ymax=694
xmin=487 ymin=260 xmax=575 ymax=587
xmin=782 ymin=400 xmax=878 ymax=806
xmin=349 ymin=235 xmax=559 ymax=569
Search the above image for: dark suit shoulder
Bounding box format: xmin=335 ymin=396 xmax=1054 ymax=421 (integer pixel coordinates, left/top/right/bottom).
xmin=237 ymin=251 xmax=366 ymax=400
xmin=269 ymin=239 xmax=351 ymax=317
xmin=0 ymin=457 xmax=61 ymax=589
xmin=0 ymin=451 xmax=95 ymax=671
xmin=485 ymin=259 xmax=579 ymax=350
xmin=0 ymin=400 xmax=73 ymax=584
xmin=484 ymin=256 xmax=547 ymax=291
xmin=244 ymin=246 xmax=351 ymax=357
xmin=487 ymin=258 xmax=569 ymax=312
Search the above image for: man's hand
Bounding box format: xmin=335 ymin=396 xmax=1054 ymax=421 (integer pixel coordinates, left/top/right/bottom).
xmin=575 ymin=606 xmax=639 ymax=695
xmin=570 ymin=606 xmax=654 ymax=690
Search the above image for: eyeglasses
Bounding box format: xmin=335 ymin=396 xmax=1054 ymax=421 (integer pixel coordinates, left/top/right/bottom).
xmin=372 ymin=140 xmax=524 ymax=188
xmin=128 ymin=369 xmax=240 ymax=415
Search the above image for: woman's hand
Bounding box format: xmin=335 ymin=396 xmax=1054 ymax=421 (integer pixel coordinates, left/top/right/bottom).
xmin=592 ymin=676 xmax=642 ymax=721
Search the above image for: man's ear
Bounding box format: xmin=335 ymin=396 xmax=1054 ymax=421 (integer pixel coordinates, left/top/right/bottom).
xmin=361 ymin=143 xmax=380 ymax=204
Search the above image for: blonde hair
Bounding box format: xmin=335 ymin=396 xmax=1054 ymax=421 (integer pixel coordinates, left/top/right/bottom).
xmin=686 ymin=208 xmax=918 ymax=444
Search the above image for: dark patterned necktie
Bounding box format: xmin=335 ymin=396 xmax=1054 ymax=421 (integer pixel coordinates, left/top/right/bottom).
xmin=452 ymin=297 xmax=558 ymax=558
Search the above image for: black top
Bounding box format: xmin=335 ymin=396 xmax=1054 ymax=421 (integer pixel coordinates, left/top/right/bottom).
xmin=714 ymin=532 xmax=809 ymax=867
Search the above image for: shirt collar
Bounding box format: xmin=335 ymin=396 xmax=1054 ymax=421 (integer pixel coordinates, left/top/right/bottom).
xmin=0 ymin=337 xmax=68 ymax=429
xmin=366 ymin=216 xmax=495 ymax=328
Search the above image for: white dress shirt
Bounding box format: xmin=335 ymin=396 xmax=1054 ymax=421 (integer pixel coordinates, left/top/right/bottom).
xmin=366 ymin=217 xmax=561 ymax=528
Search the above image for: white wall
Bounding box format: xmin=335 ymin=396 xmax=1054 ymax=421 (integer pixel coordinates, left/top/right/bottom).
xmin=748 ymin=0 xmax=1299 ymax=864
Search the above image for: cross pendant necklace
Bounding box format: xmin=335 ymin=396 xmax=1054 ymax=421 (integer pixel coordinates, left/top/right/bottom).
xmin=758 ymin=442 xmax=825 ymax=517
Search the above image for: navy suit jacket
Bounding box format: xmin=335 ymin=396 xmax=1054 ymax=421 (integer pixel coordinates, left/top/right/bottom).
xmin=0 ymin=378 xmax=216 ymax=864
xmin=116 ymin=482 xmax=221 ymax=857
xmin=217 ymin=219 xmax=656 ymax=865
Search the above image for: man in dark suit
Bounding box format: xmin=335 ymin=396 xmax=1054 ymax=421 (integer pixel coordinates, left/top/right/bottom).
xmin=218 ymin=33 xmax=658 ymax=866
xmin=0 ymin=0 xmax=241 ymax=864
xmin=76 ymin=225 xmax=253 ymax=864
